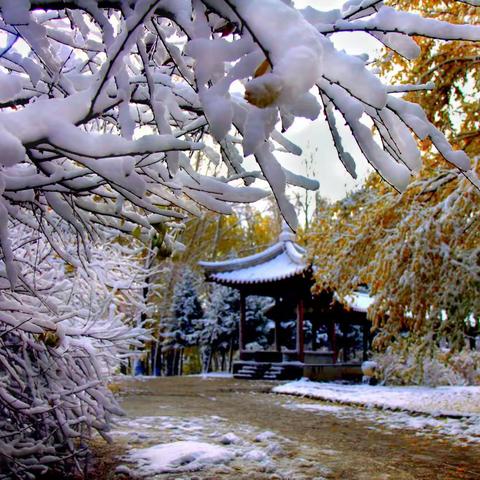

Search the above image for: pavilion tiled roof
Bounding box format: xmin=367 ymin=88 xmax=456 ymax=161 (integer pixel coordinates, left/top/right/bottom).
xmin=198 ymin=226 xmax=308 ymax=285
xmin=199 ymin=226 xmax=374 ymax=312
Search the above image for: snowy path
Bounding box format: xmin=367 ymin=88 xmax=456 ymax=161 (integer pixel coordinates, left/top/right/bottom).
xmin=94 ymin=376 xmax=480 ymax=480
xmin=273 ymin=379 xmax=480 ymax=418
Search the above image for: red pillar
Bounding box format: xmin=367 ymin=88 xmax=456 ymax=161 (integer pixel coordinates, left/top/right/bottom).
xmin=362 ymin=321 xmax=369 ymax=361
xmin=239 ymin=291 xmax=247 ymax=358
xmin=296 ymin=299 xmax=305 ymax=363
xmin=274 ymin=318 xmax=281 ymax=352
xmin=328 ymin=319 xmax=337 ymax=364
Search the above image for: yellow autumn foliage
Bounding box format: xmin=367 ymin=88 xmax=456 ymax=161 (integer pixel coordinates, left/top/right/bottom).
xmin=309 ymin=161 xmax=479 ymax=352
xmin=308 ymin=1 xmax=479 ymax=359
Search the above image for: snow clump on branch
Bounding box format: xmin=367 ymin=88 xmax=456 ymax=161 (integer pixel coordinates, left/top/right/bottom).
xmin=0 ymin=0 xmax=478 ymax=244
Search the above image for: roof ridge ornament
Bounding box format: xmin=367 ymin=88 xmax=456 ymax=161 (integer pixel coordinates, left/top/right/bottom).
xmin=279 ymin=221 xmax=295 ymax=243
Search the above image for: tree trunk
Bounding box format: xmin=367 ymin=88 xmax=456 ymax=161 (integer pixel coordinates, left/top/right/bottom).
xmin=206 ymin=347 xmax=213 ymax=374
xmin=221 ymin=351 xmax=226 ymax=372
xmin=152 ymin=338 xmax=162 ymax=376
xmin=179 ymin=348 xmax=184 ymax=376
xmin=171 ymin=349 xmax=179 ymax=376
xmin=228 ymin=338 xmax=234 ymax=372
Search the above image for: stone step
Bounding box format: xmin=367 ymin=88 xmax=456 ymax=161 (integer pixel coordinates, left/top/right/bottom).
xmin=234 ymin=373 xmax=254 ymax=379
xmin=238 ymin=367 xmax=258 ymax=373
xmin=234 ymin=362 xmax=290 ymax=380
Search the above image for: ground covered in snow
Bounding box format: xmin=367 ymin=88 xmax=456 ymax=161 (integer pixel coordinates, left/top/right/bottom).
xmin=128 ymin=439 xmax=234 ymax=475
xmin=273 ymin=379 xmax=480 ymax=416
xmin=111 ymin=413 xmax=317 ymax=478
xmin=274 ymin=379 xmax=480 ymax=445
xmin=95 ymin=376 xmax=480 ymax=480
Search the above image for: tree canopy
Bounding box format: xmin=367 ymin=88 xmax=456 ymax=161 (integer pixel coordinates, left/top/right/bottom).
xmin=308 ymin=1 xmax=479 ymax=365
xmin=0 ymin=0 xmax=479 ymax=269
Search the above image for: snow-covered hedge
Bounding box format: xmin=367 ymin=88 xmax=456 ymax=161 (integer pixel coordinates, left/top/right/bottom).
xmin=374 ymin=340 xmax=480 ymax=386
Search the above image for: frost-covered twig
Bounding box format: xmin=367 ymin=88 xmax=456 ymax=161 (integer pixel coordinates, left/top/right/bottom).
xmin=0 ymin=225 xmax=153 ymax=478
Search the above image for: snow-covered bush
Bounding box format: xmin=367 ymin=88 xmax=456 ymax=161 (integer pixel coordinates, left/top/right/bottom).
xmin=245 ymin=296 xmax=275 ymax=349
xmin=0 ymin=227 xmax=152 ymax=478
xmin=374 ymin=337 xmax=480 ymax=386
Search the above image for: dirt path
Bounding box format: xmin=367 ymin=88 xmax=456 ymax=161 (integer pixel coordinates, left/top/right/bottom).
xmin=98 ymin=376 xmax=480 ymax=480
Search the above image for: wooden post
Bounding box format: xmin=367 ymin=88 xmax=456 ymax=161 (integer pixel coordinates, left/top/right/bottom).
xmin=312 ymin=319 xmax=318 ymax=351
xmin=296 ymin=299 xmax=305 ymax=363
xmin=274 ymin=318 xmax=281 ymax=352
xmin=341 ymin=322 xmax=349 ymax=362
xmin=239 ymin=291 xmax=247 ymax=358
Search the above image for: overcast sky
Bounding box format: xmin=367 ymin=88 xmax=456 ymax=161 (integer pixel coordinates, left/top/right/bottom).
xmin=275 ymin=0 xmax=382 ymax=201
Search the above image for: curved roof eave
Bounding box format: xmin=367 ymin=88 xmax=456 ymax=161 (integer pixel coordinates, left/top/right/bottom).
xmin=198 ymin=224 xmax=309 ymax=284
xmin=198 ymin=241 xmax=285 ymax=273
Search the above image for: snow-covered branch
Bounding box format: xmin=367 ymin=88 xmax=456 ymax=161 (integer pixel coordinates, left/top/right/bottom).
xmin=0 ymin=0 xmax=479 ymax=476
xmin=0 ymin=225 xmax=154 ymax=477
xmin=0 ymin=0 xmax=475 ymax=242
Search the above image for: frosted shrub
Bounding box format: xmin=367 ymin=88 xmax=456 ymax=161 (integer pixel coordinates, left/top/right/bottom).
xmin=375 ymin=338 xmax=480 ymax=386
xmin=446 ymin=350 xmax=480 ymax=385
xmin=0 ymin=329 xmax=123 ymax=478
xmin=0 ymin=229 xmax=151 ymax=478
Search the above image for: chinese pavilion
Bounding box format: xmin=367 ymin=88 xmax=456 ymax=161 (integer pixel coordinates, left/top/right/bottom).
xmin=199 ymin=226 xmax=373 ymax=381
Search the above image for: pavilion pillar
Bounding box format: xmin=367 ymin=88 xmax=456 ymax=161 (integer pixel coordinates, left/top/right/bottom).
xmin=274 ymin=318 xmax=281 ymax=352
xmin=312 ymin=319 xmax=318 ymax=351
xmin=341 ymin=322 xmax=349 ymax=362
xmin=296 ymin=299 xmax=305 ymax=363
xmin=239 ymin=291 xmax=247 ymax=356
xmin=328 ymin=319 xmax=337 ymax=364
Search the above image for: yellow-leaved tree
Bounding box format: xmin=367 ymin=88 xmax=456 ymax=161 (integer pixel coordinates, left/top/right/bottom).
xmin=308 ymin=0 xmax=480 ymax=385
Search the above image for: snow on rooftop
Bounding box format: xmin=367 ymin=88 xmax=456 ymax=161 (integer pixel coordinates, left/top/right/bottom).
xmin=199 ymin=242 xmax=286 ymax=273
xmin=199 ymin=224 xmax=308 ymax=284
xmin=210 ymin=250 xmax=307 ymax=285
xmin=343 ymin=291 xmax=374 ymax=313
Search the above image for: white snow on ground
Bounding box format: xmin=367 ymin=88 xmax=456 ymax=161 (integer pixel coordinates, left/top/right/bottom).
xmin=128 ymin=441 xmax=234 ymax=474
xmin=285 ymin=403 xmax=346 ymax=414
xmin=192 ymin=372 xmax=234 ymax=378
xmin=255 ymin=430 xmax=276 ymax=442
xmin=219 ymin=432 xmax=241 ymax=445
xmin=273 ymin=378 xmax=480 ymax=416
xmin=282 ymin=401 xmax=480 ymax=445
xmin=274 ymin=379 xmax=480 ymax=445
xmin=112 ymin=415 xmax=294 ymax=477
